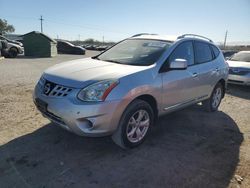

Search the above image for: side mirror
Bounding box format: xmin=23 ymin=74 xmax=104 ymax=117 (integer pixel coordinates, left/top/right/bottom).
xmin=169 ymin=59 xmax=188 ymax=70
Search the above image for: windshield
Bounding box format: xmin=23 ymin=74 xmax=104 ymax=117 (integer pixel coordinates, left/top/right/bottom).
xmin=95 ymin=39 xmax=172 ymax=66
xmin=0 ymin=36 xmax=9 ymax=42
xmin=230 ymin=52 xmax=250 ymax=62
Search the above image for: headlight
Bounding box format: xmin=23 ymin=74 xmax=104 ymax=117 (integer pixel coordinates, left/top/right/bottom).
xmin=77 ymin=80 xmax=119 ymax=102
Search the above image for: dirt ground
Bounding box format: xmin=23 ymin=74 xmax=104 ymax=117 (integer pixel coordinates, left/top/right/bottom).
xmin=0 ymin=53 xmax=249 ymax=188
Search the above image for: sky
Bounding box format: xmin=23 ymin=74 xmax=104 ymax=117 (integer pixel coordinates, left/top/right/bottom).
xmin=0 ymin=0 xmax=249 ymax=44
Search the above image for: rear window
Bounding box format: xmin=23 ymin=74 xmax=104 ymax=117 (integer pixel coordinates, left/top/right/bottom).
xmin=211 ymin=45 xmax=220 ymax=58
xmin=194 ymin=41 xmax=213 ymax=63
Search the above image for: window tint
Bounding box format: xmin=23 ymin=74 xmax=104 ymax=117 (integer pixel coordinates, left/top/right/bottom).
xmin=211 ymin=45 xmax=220 ymax=58
xmin=168 ymin=41 xmax=194 ymax=66
xmin=194 ymin=42 xmax=213 ymax=63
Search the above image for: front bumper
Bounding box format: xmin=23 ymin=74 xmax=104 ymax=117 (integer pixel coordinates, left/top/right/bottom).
xmin=18 ymin=47 xmax=24 ymax=54
xmin=228 ymin=74 xmax=250 ymax=86
xmin=33 ymin=84 xmax=125 ymax=137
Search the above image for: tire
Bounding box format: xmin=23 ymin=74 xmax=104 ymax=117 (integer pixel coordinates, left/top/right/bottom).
xmin=112 ymin=99 xmax=154 ymax=149
xmin=203 ymin=83 xmax=223 ymax=112
xmin=9 ymin=48 xmax=18 ymax=58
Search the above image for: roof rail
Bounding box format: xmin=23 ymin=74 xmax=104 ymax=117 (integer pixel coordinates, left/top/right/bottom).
xmin=177 ymin=34 xmax=213 ymax=42
xmin=131 ymin=33 xmax=157 ymax=37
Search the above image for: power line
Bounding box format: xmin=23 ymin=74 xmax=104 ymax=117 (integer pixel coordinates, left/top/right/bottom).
xmin=1 ymin=15 xmax=129 ymax=36
xmin=45 ymin=19 xmax=124 ymax=34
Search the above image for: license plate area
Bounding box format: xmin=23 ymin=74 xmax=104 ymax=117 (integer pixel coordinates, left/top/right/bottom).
xmin=35 ymin=98 xmax=48 ymax=112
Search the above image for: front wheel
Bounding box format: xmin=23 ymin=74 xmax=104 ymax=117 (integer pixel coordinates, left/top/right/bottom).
xmin=9 ymin=48 xmax=18 ymax=58
xmin=112 ymin=99 xmax=154 ymax=149
xmin=203 ymin=83 xmax=223 ymax=112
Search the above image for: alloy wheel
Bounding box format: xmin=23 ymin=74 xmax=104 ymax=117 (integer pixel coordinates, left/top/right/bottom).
xmin=212 ymin=87 xmax=222 ymax=109
xmin=126 ymin=109 xmax=150 ymax=143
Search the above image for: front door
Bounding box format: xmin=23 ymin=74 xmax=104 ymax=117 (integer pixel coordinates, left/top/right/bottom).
xmin=161 ymin=41 xmax=201 ymax=111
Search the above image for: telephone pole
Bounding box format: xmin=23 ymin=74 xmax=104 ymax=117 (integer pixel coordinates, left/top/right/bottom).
xmin=39 ymin=15 xmax=44 ymax=33
xmin=223 ymin=30 xmax=228 ymax=49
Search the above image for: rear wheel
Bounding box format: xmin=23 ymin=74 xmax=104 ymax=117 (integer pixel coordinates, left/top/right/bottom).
xmin=203 ymin=83 xmax=223 ymax=112
xmin=112 ymin=99 xmax=154 ymax=149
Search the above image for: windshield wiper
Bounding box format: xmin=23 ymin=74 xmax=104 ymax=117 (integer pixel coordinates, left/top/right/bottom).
xmin=91 ymin=56 xmax=100 ymax=60
xmin=103 ymin=59 xmax=122 ymax=64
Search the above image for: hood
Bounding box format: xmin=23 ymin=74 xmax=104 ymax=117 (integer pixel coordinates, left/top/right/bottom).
xmin=227 ymin=60 xmax=250 ymax=69
xmin=44 ymin=58 xmax=152 ymax=88
xmin=7 ymin=42 xmax=22 ymax=49
xmin=10 ymin=40 xmax=23 ymax=46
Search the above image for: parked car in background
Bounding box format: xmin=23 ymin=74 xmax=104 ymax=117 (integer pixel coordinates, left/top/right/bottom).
xmin=0 ymin=37 xmax=23 ymax=58
xmin=227 ymin=51 xmax=250 ymax=85
xmin=85 ymin=45 xmax=98 ymax=50
xmin=34 ymin=34 xmax=228 ymax=148
xmin=81 ymin=44 xmax=88 ymax=48
xmin=222 ymin=50 xmax=238 ymax=60
xmin=0 ymin=35 xmax=23 ymax=47
xmin=96 ymin=45 xmax=108 ymax=51
xmin=57 ymin=40 xmax=85 ymax=55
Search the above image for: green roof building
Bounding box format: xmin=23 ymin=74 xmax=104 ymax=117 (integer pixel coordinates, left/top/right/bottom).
xmin=22 ymin=31 xmax=57 ymax=57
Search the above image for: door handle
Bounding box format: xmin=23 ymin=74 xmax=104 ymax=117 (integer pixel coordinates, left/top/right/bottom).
xmin=192 ymin=73 xmax=198 ymax=77
xmin=212 ymin=68 xmax=219 ymax=73
xmin=215 ymin=68 xmax=219 ymax=72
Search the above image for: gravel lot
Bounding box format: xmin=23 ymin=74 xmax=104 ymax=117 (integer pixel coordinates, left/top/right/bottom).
xmin=0 ymin=52 xmax=249 ymax=188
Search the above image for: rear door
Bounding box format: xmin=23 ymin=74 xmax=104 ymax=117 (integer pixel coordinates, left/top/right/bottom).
xmin=192 ymin=41 xmax=219 ymax=98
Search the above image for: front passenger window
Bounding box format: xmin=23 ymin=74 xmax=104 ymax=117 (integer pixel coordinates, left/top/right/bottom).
xmin=194 ymin=41 xmax=213 ymax=63
xmin=168 ymin=41 xmax=194 ymax=66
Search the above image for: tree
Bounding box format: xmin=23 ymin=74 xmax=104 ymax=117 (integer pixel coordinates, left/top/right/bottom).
xmin=0 ymin=19 xmax=15 ymax=35
xmin=84 ymin=38 xmax=95 ymax=44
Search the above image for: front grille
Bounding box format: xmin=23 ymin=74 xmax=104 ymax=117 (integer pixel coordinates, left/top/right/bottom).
xmin=38 ymin=76 xmax=46 ymax=89
xmin=38 ymin=77 xmax=73 ymax=97
xmin=229 ymin=68 xmax=250 ymax=75
xmin=48 ymin=84 xmax=72 ymax=97
xmin=228 ymin=79 xmax=244 ymax=83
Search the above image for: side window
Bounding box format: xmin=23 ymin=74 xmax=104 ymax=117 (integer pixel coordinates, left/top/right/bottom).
xmin=168 ymin=41 xmax=194 ymax=66
xmin=194 ymin=41 xmax=213 ymax=63
xmin=211 ymin=45 xmax=220 ymax=58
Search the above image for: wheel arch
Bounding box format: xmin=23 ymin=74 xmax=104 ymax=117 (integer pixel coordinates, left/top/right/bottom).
xmin=10 ymin=46 xmax=18 ymax=52
xmin=133 ymin=94 xmax=158 ymax=123
xmin=217 ymin=79 xmax=226 ymax=98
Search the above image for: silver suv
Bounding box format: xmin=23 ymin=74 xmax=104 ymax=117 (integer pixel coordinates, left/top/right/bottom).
xmin=34 ymin=34 xmax=228 ymax=148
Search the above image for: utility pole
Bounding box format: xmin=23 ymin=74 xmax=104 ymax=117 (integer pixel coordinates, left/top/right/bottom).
xmin=39 ymin=15 xmax=44 ymax=33
xmin=102 ymin=35 xmax=104 ymax=45
xmin=223 ymin=30 xmax=228 ymax=49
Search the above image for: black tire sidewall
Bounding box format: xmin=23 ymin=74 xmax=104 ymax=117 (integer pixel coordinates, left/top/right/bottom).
xmin=120 ymin=100 xmax=154 ymax=148
xmin=9 ymin=48 xmax=18 ymax=58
